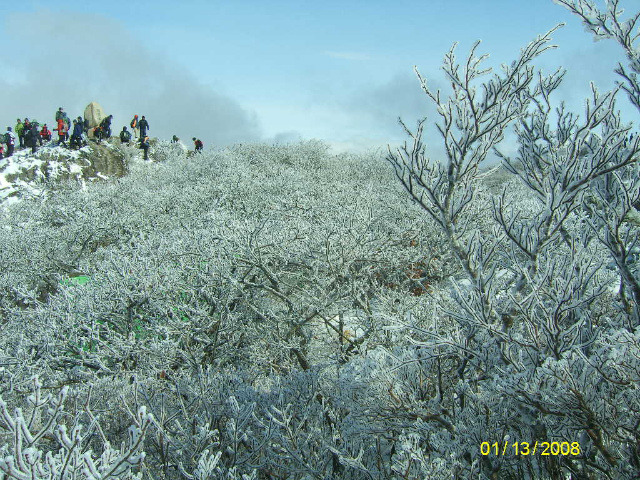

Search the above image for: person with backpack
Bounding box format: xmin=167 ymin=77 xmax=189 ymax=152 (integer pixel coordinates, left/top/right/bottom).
xmin=5 ymin=127 xmax=16 ymax=157
xmin=193 ymin=137 xmax=203 ymax=153
xmin=30 ymin=120 xmax=42 ymax=146
xmin=120 ymin=126 xmax=132 ymax=143
xmin=93 ymin=126 xmax=103 ymax=142
xmin=70 ymin=119 xmax=84 ymax=149
xmin=130 ymin=114 xmax=139 ymax=140
xmin=55 ymin=108 xmax=70 ymax=140
xmin=15 ymin=119 xmax=24 ymax=149
xmin=24 ymin=123 xmax=38 ymax=154
xmin=55 ymin=117 xmax=67 ymax=146
xmin=138 ymin=115 xmax=149 ymax=138
xmin=40 ymin=124 xmax=52 ymax=142
xmin=23 ymin=118 xmax=31 ymax=137
xmin=100 ymin=115 xmax=113 ymax=138
xmin=139 ymin=135 xmax=150 ymax=160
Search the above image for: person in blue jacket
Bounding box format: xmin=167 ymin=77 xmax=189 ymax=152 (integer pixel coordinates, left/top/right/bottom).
xmin=70 ymin=119 xmax=84 ymax=149
xmin=138 ymin=115 xmax=149 ymax=138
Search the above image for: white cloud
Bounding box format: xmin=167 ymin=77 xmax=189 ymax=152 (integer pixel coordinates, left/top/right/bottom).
xmin=1 ymin=10 xmax=262 ymax=147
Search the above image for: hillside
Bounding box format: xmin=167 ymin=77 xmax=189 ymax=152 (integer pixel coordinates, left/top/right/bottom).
xmin=0 ymin=136 xmax=636 ymax=479
xmin=0 ymin=138 xmax=188 ymax=207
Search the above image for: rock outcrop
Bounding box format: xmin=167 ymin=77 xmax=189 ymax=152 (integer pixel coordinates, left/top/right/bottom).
xmin=84 ymin=101 xmax=106 ymax=130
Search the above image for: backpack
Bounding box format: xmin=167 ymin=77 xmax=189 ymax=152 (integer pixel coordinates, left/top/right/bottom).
xmin=130 ymin=118 xmax=137 ymax=128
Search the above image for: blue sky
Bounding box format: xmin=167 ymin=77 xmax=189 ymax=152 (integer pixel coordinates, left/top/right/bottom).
xmin=1 ymin=0 xmax=635 ymax=153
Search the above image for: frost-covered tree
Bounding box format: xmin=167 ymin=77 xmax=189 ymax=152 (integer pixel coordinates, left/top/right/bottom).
xmin=385 ymin=2 xmax=640 ymax=479
xmin=2 ymin=1 xmax=640 ymax=479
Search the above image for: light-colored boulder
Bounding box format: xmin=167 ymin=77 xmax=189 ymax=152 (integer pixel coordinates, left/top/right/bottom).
xmin=84 ymin=102 xmax=105 ymax=129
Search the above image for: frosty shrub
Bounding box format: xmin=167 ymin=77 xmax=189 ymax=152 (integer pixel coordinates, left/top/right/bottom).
xmin=0 ymin=377 xmax=151 ymax=480
xmin=2 ymin=1 xmax=639 ymax=479
xmin=0 ymin=138 xmax=449 ymax=478
xmin=385 ymin=3 xmax=640 ymax=479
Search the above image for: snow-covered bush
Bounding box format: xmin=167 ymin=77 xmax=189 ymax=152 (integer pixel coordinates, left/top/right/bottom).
xmin=1 ymin=1 xmax=639 ymax=478
xmin=385 ymin=3 xmax=640 ymax=478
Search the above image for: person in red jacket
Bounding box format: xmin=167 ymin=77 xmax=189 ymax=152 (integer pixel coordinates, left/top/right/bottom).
xmin=40 ymin=124 xmax=52 ymax=142
xmin=55 ymin=117 xmax=67 ymax=146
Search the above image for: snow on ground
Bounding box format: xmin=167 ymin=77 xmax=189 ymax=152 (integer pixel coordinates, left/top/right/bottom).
xmin=0 ymin=142 xmax=109 ymax=208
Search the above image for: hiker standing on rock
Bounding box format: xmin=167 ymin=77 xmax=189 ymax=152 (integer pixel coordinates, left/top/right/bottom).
xmin=140 ymin=135 xmax=150 ymax=160
xmin=5 ymin=128 xmax=15 ymax=157
xmin=138 ymin=116 xmax=149 ymax=138
xmin=15 ymin=119 xmax=24 ymax=149
xmin=130 ymin=115 xmax=139 ymax=140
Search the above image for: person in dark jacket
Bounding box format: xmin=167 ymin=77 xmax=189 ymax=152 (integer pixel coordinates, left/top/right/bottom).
xmin=24 ymin=124 xmax=38 ymax=154
xmin=70 ymin=120 xmax=84 ymax=149
xmin=5 ymin=127 xmax=16 ymax=157
xmin=120 ymin=126 xmax=132 ymax=143
xmin=140 ymin=135 xmax=150 ymax=160
xmin=138 ymin=116 xmax=149 ymax=138
xmin=100 ymin=115 xmax=113 ymax=138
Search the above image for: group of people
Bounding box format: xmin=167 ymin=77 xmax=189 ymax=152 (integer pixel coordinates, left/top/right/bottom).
xmin=2 ymin=118 xmax=52 ymax=157
xmin=118 ymin=114 xmax=151 ymax=158
xmin=2 ymin=107 xmax=204 ymax=160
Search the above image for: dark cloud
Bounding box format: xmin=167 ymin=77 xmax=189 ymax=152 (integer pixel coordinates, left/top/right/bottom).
xmin=1 ymin=10 xmax=262 ymax=146
xmin=346 ymin=71 xmax=441 ymax=130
